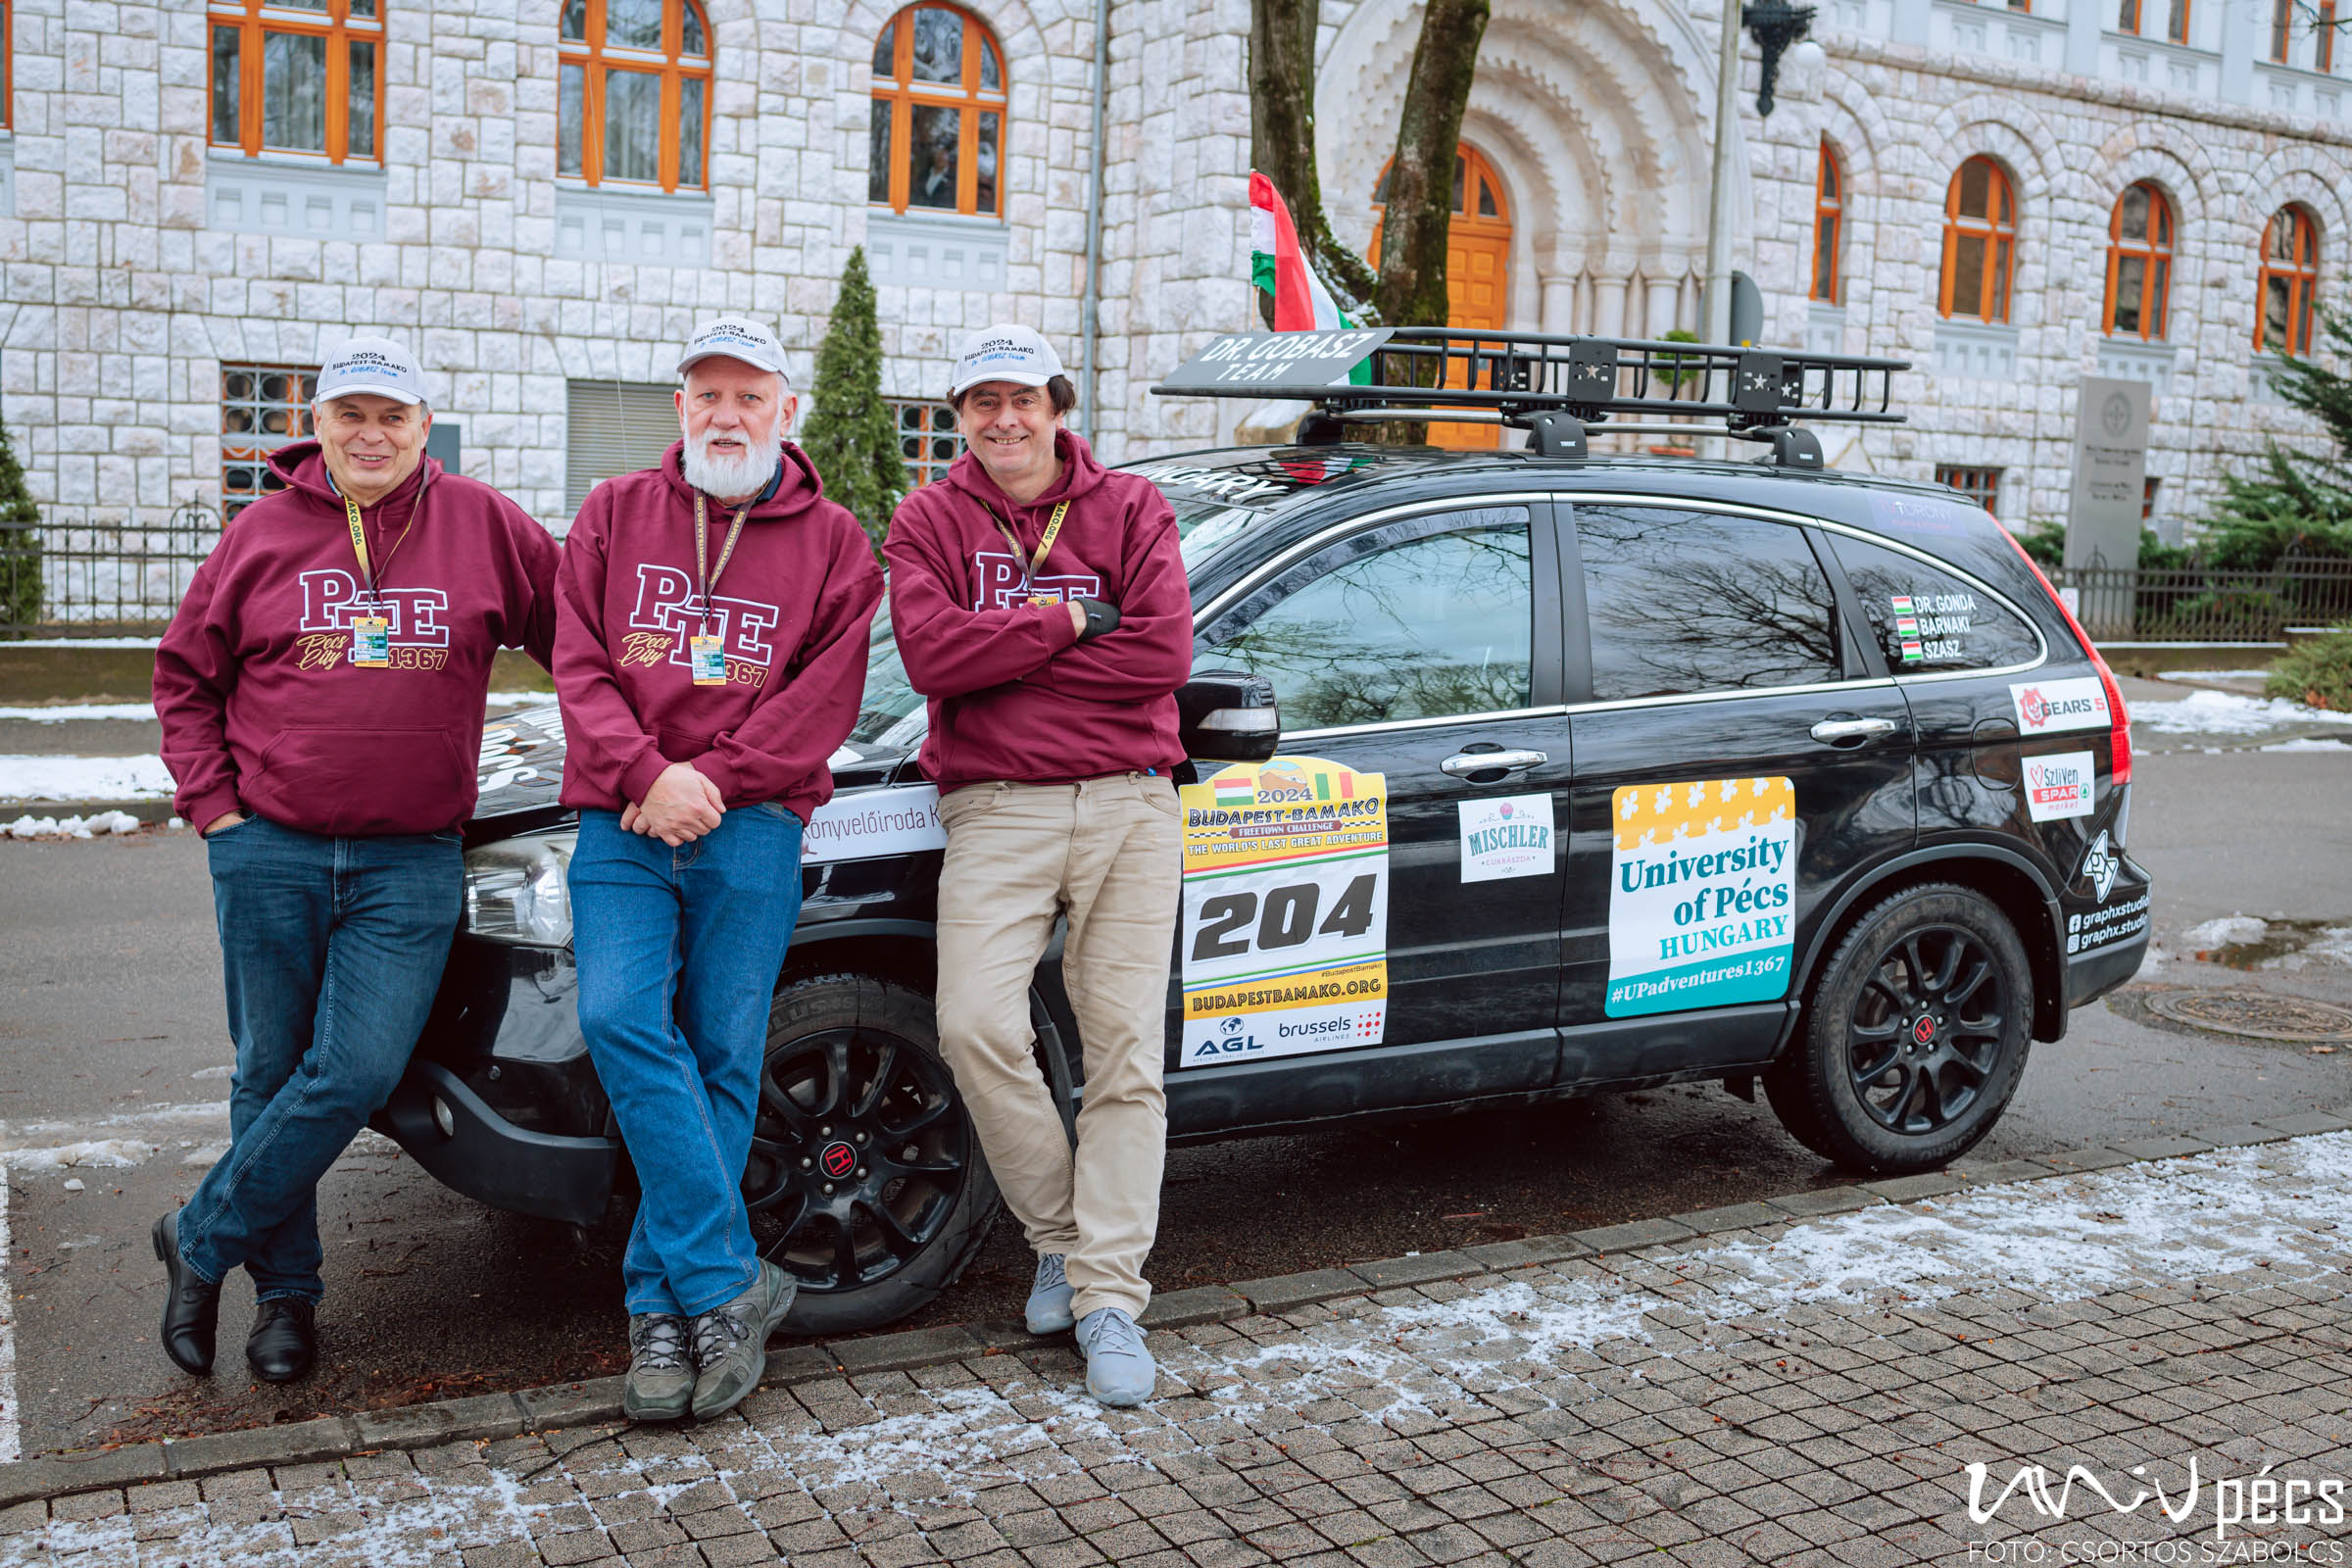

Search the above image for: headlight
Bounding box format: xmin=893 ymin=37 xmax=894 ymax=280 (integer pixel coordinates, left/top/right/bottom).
xmin=464 ymin=832 xmax=575 ymax=947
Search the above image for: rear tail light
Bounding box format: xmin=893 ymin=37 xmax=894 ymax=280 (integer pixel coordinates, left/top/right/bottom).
xmin=1998 ymin=527 xmax=2132 ymax=786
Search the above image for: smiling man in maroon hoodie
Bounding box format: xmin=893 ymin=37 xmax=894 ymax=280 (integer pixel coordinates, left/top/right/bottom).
xmin=150 ymin=335 xmax=559 ymax=1385
xmin=555 ymin=317 xmax=882 ymax=1424
xmin=884 ymin=324 xmax=1192 ymax=1408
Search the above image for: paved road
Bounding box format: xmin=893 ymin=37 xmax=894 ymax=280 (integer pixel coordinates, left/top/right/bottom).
xmin=2 ymin=705 xmax=2348 ymax=1459
xmin=5 ymin=1131 xmax=2350 ymax=1565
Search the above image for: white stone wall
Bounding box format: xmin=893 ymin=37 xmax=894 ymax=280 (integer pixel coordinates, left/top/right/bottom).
xmin=0 ymin=0 xmax=1254 ymax=538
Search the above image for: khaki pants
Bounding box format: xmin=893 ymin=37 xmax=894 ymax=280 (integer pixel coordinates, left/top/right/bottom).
xmin=934 ymin=773 xmax=1182 ymax=1321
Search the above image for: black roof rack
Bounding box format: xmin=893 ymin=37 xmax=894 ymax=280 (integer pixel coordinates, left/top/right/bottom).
xmin=1149 ymin=327 xmax=1909 ymax=468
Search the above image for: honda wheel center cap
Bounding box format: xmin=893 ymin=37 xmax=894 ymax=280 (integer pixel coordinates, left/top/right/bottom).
xmin=818 ymin=1141 xmax=858 ymax=1181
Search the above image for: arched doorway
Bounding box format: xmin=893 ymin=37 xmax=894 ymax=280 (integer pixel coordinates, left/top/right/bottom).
xmin=1371 ymin=143 xmax=1514 ymax=447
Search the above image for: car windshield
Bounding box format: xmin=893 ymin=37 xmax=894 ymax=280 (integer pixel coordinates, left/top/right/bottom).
xmin=846 ymin=489 xmax=1262 ymax=748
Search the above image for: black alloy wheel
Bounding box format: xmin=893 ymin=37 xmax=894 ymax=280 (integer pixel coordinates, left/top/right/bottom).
xmin=1845 ymin=926 xmax=2008 ymax=1136
xmin=741 ymin=973 xmax=999 ymax=1332
xmin=1765 ymin=883 xmax=2033 ymax=1173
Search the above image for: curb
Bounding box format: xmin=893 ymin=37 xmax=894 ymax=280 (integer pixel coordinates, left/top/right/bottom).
xmin=4 ymin=1107 xmax=2346 ymax=1509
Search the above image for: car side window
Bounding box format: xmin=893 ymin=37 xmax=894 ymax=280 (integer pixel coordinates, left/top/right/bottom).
xmin=1197 ymin=508 xmax=1533 ymax=730
xmin=1825 ymin=534 xmax=2042 ymax=675
xmin=1576 ymin=505 xmax=1841 ymax=701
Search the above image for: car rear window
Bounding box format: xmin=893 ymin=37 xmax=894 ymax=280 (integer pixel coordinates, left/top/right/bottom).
xmin=1575 ymin=505 xmax=1842 ymax=700
xmin=1826 ymin=533 xmax=2042 ymax=675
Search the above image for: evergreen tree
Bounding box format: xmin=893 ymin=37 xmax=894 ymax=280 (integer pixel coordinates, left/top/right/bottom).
xmin=0 ymin=412 xmax=40 ymax=634
xmin=2201 ymin=307 xmax=2352 ymax=568
xmin=800 ymin=246 xmax=906 ymax=556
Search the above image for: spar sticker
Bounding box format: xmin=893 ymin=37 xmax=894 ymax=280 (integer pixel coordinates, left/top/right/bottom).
xmin=1458 ymin=793 xmax=1555 ymax=883
xmin=1606 ymin=776 xmax=1796 ymax=1019
xmin=2023 ymin=750 xmax=2094 ymax=822
xmin=2011 ymin=676 xmax=2110 ymax=735
xmin=1177 ymin=756 xmax=1388 ymax=1067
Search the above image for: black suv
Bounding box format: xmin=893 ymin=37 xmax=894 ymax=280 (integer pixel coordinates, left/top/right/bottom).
xmin=376 ymin=330 xmax=2150 ymax=1334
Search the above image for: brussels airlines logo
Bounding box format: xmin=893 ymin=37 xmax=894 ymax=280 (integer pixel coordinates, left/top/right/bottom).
xmin=972 ymin=552 xmax=1101 ymax=610
xmin=2010 ymin=677 xmax=2110 ymax=735
xmin=629 ymin=564 xmax=781 ymax=674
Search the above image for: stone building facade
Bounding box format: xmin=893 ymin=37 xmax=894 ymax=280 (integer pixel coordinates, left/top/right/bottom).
xmin=1 ymin=0 xmax=2345 ymax=559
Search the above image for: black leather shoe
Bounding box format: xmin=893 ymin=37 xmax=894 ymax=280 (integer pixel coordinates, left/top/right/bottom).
xmin=151 ymin=1211 xmax=220 ymax=1376
xmin=247 ymin=1298 xmax=318 ymax=1384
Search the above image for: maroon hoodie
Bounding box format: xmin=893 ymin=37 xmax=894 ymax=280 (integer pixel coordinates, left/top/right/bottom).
xmin=153 ymin=443 xmax=559 ymax=837
xmin=883 ymin=429 xmax=1191 ymax=792
xmin=554 ymin=441 xmax=882 ymax=823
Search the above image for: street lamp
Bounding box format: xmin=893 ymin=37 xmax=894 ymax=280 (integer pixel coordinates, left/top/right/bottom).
xmin=1743 ymin=0 xmax=1818 ymax=119
xmin=1701 ymin=0 xmax=1818 ymax=346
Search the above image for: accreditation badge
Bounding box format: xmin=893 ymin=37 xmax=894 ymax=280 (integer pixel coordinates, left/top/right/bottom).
xmin=351 ymin=615 xmax=390 ymax=667
xmin=689 ymin=634 xmax=727 ymax=686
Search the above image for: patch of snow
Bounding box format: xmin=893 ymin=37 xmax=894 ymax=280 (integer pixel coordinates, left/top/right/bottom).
xmin=0 ymin=755 xmax=173 ymax=801
xmin=2305 ymin=927 xmax=2352 ymax=964
xmin=190 ymin=1063 xmax=234 ymax=1080
xmin=0 ymin=1167 xmax=16 ymax=1463
xmin=483 ymin=691 xmax=558 ymax=709
xmin=2180 ymin=915 xmax=2270 ymax=948
xmin=2156 ymin=669 xmax=2275 ymax=683
xmin=2132 ymin=689 xmax=2352 ymax=735
xmin=0 ymin=703 xmax=157 ymax=722
xmin=2260 ymin=735 xmax=2352 ymax=753
xmin=0 ymin=1140 xmax=157 ymax=1170
xmin=0 ymin=636 xmax=162 ymax=648
xmin=182 ymin=1144 xmax=228 ymax=1167
xmin=3 ymin=809 xmax=143 ymax=839
xmin=60 ymin=1179 xmax=83 ymax=1193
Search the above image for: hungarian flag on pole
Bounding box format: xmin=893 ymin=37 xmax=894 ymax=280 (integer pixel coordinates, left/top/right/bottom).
xmin=1249 ymin=171 xmax=1371 ymax=383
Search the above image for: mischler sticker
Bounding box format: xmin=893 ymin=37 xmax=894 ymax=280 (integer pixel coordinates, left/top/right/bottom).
xmin=1606 ymin=776 xmax=1796 ymax=1018
xmin=2011 ymin=676 xmax=2111 ymax=735
xmin=1457 ymin=793 xmax=1555 ymax=883
xmin=2023 ymin=750 xmax=2095 ymax=822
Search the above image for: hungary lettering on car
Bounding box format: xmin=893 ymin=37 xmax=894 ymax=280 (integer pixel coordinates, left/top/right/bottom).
xmin=382 ymin=326 xmax=2150 ymax=1339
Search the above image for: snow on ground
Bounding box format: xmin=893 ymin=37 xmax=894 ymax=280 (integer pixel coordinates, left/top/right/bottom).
xmin=2261 ymin=735 xmax=2352 ymax=753
xmin=483 ymin=691 xmax=558 ymax=709
xmin=2181 ymin=915 xmax=2273 ymax=948
xmin=0 ymin=636 xmax=162 ymax=649
xmin=0 ymin=755 xmax=172 ymax=800
xmin=0 ymin=1167 xmax=16 ymax=1465
xmin=0 ymin=1139 xmax=156 ymax=1171
xmin=2156 ymin=669 xmax=2273 ymax=683
xmin=2131 ymin=689 xmax=2352 ymax=734
xmin=0 ymin=704 xmax=158 ymax=723
xmin=3 ymin=810 xmax=142 ymax=839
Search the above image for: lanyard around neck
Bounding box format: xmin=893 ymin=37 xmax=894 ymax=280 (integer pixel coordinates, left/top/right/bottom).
xmin=693 ymin=490 xmax=753 ymax=631
xmin=342 ymin=495 xmax=381 ymax=608
xmin=991 ymin=499 xmax=1072 ymax=597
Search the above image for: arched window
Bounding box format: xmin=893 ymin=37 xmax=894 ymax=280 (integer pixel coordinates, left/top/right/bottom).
xmin=2103 ymin=182 xmax=2174 ymax=340
xmin=1939 ymin=157 xmax=2016 ymax=321
xmin=207 ymin=0 xmax=385 ymax=164
xmin=1369 ymin=145 xmax=1514 ymax=450
xmin=869 ymin=4 xmax=1005 ymax=217
xmin=559 ymin=0 xmax=714 ymax=192
xmin=2257 ymin=204 xmax=2321 ymax=355
xmin=1811 ymin=140 xmax=1843 ymax=304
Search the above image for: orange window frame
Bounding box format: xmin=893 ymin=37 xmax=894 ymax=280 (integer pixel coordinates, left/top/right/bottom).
xmin=2320 ymin=0 xmax=2337 ymax=70
xmin=205 ymin=0 xmax=385 ymax=165
xmin=1934 ymin=465 xmax=2001 ymax=513
xmin=1811 ymin=140 xmax=1842 ymax=304
xmin=3 ymin=0 xmax=12 ymax=131
xmin=558 ymin=0 xmax=715 ymax=193
xmin=869 ymin=3 xmax=1007 ymax=217
xmin=1939 ymin=157 xmax=2017 ymax=322
xmin=2271 ymin=0 xmax=2293 ymax=58
xmin=2256 ymin=205 xmax=2321 ymax=355
xmin=2102 ymin=182 xmax=2174 ymax=340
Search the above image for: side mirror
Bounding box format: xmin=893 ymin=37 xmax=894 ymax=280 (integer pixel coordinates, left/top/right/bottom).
xmin=1178 ymin=669 xmax=1280 ymax=762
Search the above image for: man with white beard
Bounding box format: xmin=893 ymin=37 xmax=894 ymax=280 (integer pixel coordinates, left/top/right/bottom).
xmin=553 ymin=318 xmax=882 ymax=1423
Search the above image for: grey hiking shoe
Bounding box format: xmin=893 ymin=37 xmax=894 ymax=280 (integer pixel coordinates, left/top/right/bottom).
xmin=1076 ymin=1305 xmax=1157 ymax=1407
xmin=689 ymin=1261 xmax=797 ymax=1420
xmin=1026 ymin=1252 xmax=1074 ymax=1335
xmin=622 ymin=1312 xmax=693 ymax=1422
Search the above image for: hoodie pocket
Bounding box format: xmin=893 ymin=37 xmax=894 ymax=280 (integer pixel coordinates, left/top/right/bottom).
xmin=253 ymin=725 xmax=471 ymax=831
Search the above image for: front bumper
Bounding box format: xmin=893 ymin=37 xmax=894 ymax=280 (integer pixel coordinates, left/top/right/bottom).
xmin=372 ymin=1058 xmax=618 ymax=1228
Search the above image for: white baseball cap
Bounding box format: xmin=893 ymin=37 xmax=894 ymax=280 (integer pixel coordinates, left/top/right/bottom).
xmin=678 ymin=317 xmax=792 ymax=383
xmin=950 ymin=324 xmax=1065 ymax=396
xmin=314 ymin=335 xmax=427 ymax=407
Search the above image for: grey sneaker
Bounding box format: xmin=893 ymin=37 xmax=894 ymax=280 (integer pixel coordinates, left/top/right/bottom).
xmin=1075 ymin=1305 xmax=1156 ymax=1407
xmin=688 ymin=1261 xmax=797 ymax=1421
xmin=1026 ymin=1252 xmax=1074 ymax=1335
xmin=621 ymin=1312 xmax=693 ymax=1422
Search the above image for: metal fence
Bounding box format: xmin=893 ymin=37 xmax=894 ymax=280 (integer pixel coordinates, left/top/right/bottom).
xmin=0 ymin=502 xmax=223 ymax=638
xmin=2050 ymin=556 xmax=2352 ymax=643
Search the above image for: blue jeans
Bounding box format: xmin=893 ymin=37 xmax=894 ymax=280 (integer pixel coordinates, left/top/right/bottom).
xmin=569 ymin=803 xmax=805 ymax=1317
xmin=181 ymin=815 xmax=462 ymax=1302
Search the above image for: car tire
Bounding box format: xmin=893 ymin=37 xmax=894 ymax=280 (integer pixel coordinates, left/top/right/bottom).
xmin=1764 ymin=882 xmax=2034 ymax=1174
xmin=742 ymin=970 xmax=1002 ymax=1336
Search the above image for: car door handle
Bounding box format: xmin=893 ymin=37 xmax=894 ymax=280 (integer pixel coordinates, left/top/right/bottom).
xmin=1441 ymin=749 xmax=1548 ymax=777
xmin=1810 ymin=716 xmax=1899 ymax=746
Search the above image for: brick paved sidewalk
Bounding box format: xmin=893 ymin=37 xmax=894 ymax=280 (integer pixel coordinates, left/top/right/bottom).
xmin=8 ymin=1132 xmax=2352 ymax=1568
